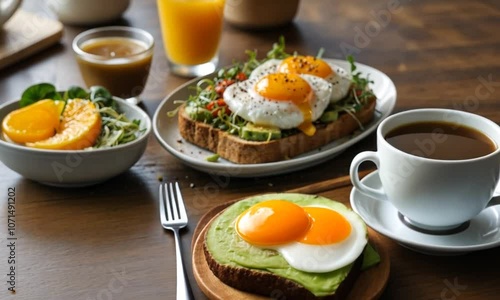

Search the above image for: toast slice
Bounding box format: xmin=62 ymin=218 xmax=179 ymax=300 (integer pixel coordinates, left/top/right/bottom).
xmin=202 ymin=193 xmax=371 ymax=299
xmin=203 ymin=241 xmax=364 ymax=300
xmin=178 ymin=97 xmax=376 ymax=164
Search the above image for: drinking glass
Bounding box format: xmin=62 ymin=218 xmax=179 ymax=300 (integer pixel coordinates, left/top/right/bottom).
xmin=156 ymin=0 xmax=225 ymax=77
xmin=73 ymin=26 xmax=154 ymax=101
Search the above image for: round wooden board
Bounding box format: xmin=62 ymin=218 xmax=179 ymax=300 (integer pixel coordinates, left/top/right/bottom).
xmin=191 ymin=201 xmax=391 ymax=300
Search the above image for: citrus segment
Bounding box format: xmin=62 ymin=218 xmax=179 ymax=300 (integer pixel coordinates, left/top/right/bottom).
xmin=27 ymin=99 xmax=102 ymax=150
xmin=2 ymin=99 xmax=63 ymax=144
xmin=55 ymin=100 xmax=66 ymax=115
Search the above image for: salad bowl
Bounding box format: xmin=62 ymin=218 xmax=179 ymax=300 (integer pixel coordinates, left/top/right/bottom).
xmin=0 ymin=97 xmax=151 ymax=187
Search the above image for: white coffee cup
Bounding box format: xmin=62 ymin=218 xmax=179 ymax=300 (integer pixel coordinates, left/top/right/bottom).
xmin=350 ymin=109 xmax=500 ymax=231
xmin=47 ymin=0 xmax=130 ymax=25
xmin=0 ymin=0 xmax=22 ymax=28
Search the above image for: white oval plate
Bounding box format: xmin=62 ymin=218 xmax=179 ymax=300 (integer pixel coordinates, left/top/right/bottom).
xmin=153 ymin=59 xmax=397 ymax=177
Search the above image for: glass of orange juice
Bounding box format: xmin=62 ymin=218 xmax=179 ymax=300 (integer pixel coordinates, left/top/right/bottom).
xmin=156 ymin=0 xmax=225 ymax=77
xmin=72 ymin=26 xmax=154 ymax=100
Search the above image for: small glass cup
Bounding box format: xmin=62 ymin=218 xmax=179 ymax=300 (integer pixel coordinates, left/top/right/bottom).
xmin=72 ymin=26 xmax=154 ymax=100
xmin=156 ymin=0 xmax=225 ymax=77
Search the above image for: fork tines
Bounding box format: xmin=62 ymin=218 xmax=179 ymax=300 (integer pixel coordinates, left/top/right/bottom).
xmin=160 ymin=182 xmax=188 ymax=226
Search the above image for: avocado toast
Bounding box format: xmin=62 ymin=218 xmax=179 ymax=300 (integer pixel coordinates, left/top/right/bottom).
xmin=200 ymin=193 xmax=382 ymax=299
xmin=175 ymin=38 xmax=377 ymax=164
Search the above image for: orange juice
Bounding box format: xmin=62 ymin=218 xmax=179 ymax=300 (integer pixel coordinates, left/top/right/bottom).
xmin=157 ymin=0 xmax=225 ymax=65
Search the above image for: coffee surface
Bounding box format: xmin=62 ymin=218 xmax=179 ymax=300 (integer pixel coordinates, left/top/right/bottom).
xmin=81 ymin=37 xmax=147 ymax=57
xmin=385 ymin=121 xmax=496 ymax=160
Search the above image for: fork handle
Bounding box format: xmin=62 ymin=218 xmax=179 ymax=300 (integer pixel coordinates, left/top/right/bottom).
xmin=173 ymin=229 xmax=194 ymax=300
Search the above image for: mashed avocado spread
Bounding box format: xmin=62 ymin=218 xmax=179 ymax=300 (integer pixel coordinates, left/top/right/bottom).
xmin=205 ymin=193 xmax=380 ymax=297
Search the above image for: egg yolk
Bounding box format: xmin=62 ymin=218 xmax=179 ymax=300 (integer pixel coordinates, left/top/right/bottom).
xmin=278 ymin=56 xmax=333 ymax=79
xmin=235 ymin=200 xmax=352 ymax=247
xmin=299 ymin=207 xmax=351 ymax=245
xmin=235 ymin=200 xmax=311 ymax=246
xmin=255 ymin=73 xmax=313 ymax=103
xmin=255 ymin=73 xmax=316 ymax=136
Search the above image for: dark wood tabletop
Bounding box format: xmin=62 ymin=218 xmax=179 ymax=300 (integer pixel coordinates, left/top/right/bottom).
xmin=1 ymin=0 xmax=499 ymax=299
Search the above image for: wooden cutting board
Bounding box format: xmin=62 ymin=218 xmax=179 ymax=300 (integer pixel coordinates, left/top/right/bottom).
xmin=191 ymin=170 xmax=390 ymax=300
xmin=0 ymin=10 xmax=63 ymax=70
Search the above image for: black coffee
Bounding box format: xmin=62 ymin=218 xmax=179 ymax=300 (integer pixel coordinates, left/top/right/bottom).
xmin=385 ymin=121 xmax=496 ymax=160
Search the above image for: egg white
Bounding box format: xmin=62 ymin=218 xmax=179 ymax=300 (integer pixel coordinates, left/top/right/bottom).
xmin=264 ymin=205 xmax=367 ymax=273
xmin=249 ymin=59 xmax=352 ymax=103
xmin=223 ymin=74 xmax=332 ymax=129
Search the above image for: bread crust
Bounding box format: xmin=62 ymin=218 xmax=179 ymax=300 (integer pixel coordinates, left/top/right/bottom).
xmin=178 ymin=98 xmax=376 ymax=164
xmin=203 ymin=238 xmax=364 ymax=300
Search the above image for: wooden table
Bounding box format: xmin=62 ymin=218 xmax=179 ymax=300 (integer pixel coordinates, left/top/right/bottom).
xmin=1 ymin=0 xmax=499 ymax=299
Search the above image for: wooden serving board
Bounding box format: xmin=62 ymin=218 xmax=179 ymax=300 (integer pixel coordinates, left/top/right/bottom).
xmin=0 ymin=10 xmax=63 ymax=70
xmin=191 ymin=171 xmax=390 ymax=300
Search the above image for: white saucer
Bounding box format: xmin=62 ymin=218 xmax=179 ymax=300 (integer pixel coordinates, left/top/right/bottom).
xmin=350 ymin=171 xmax=500 ymax=255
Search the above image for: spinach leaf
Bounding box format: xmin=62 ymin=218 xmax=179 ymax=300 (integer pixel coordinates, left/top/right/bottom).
xmin=20 ymin=83 xmax=62 ymax=107
xmin=65 ymin=86 xmax=89 ymax=100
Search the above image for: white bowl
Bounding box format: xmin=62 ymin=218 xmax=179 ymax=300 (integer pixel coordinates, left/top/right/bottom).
xmin=48 ymin=0 xmax=130 ymax=26
xmin=224 ymin=0 xmax=300 ymax=29
xmin=0 ymin=98 xmax=151 ymax=187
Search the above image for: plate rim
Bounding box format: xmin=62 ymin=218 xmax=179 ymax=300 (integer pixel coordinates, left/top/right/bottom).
xmin=153 ymin=59 xmax=397 ymax=177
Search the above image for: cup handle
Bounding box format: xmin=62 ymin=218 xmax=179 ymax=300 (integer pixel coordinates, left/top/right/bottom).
xmin=350 ymin=151 xmax=388 ymax=201
xmin=493 ymin=180 xmax=500 ymax=198
xmin=488 ymin=182 xmax=500 ymax=207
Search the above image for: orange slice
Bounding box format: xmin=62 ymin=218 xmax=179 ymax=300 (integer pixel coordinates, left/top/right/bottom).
xmin=2 ymin=99 xmax=64 ymax=144
xmin=27 ymin=99 xmax=102 ymax=150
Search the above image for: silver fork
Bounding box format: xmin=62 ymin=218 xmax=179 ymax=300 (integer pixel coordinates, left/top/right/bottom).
xmin=159 ymin=182 xmax=194 ymax=300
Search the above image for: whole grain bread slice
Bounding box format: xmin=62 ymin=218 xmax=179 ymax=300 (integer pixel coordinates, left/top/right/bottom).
xmin=203 ymin=239 xmax=364 ymax=300
xmin=178 ymin=98 xmax=376 ymax=164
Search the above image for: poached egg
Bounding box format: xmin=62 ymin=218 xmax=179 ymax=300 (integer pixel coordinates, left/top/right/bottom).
xmin=223 ymin=73 xmax=332 ymax=136
xmin=250 ymin=56 xmax=352 ymax=103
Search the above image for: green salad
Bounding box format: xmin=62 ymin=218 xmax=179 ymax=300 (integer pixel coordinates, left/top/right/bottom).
xmin=20 ymin=83 xmax=143 ymax=148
